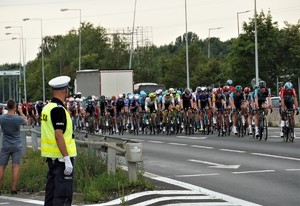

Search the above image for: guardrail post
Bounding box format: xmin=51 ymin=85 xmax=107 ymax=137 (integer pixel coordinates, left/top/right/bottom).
xmin=128 ymin=162 xmax=138 ymax=182
xmin=21 ymin=130 xmax=27 ymax=156
xmin=124 ymin=143 xmax=142 ymax=182
xmin=31 ymin=128 xmax=38 ymax=151
xmin=107 ymin=142 xmax=116 ymax=175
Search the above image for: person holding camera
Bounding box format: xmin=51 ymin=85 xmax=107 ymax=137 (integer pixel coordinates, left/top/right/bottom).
xmin=0 ymin=98 xmax=27 ymax=195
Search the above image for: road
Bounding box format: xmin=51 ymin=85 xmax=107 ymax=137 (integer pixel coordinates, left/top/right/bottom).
xmin=121 ymin=127 xmax=300 ymax=206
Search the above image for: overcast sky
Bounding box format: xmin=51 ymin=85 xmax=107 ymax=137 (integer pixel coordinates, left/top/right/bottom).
xmin=0 ymin=0 xmax=299 ymax=65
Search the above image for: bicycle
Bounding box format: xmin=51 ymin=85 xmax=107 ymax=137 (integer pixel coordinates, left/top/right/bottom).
xmin=282 ymin=108 xmax=298 ymax=143
xmin=254 ymin=107 xmax=272 ymax=141
xmin=233 ymin=109 xmax=244 ymax=138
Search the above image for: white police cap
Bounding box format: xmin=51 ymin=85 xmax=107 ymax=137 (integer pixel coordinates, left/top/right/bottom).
xmin=48 ymin=76 xmax=71 ymax=90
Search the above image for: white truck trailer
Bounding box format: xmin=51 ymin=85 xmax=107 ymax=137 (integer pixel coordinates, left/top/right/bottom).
xmin=75 ymin=69 xmax=133 ymax=97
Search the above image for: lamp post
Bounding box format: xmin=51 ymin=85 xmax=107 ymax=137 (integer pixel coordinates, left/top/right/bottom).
xmin=237 ymin=10 xmax=250 ymax=36
xmin=185 ymin=0 xmax=190 ymax=89
xmin=5 ymin=32 xmax=21 ymax=102
xmin=129 ymin=0 xmax=137 ymax=70
xmin=5 ymin=25 xmax=27 ymax=102
xmin=208 ymin=27 xmax=222 ymax=58
xmin=23 ymin=18 xmax=45 ymax=102
xmin=254 ymin=0 xmax=259 ymax=86
xmin=61 ymin=8 xmax=82 ymax=71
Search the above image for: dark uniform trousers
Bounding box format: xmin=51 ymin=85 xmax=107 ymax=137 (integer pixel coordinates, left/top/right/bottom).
xmin=44 ymin=158 xmax=74 ymax=206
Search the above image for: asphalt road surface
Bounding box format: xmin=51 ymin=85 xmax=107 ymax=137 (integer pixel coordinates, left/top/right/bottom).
xmin=121 ymin=127 xmax=300 ymax=206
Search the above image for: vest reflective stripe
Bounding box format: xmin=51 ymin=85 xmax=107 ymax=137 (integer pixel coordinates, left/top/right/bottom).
xmin=41 ymin=102 xmax=77 ymax=158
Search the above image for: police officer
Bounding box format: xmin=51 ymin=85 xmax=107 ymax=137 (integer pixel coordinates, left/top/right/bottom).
xmin=41 ymin=76 xmax=77 ymax=206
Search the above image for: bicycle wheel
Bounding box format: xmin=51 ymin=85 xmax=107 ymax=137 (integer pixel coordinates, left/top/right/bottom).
xmin=290 ymin=127 xmax=294 ymax=142
xmin=263 ymin=116 xmax=268 ymax=141
xmin=259 ymin=116 xmax=264 ymax=141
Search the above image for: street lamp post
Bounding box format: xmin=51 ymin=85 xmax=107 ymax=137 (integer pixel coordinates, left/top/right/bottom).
xmin=5 ymin=32 xmax=21 ymax=102
xmin=185 ymin=0 xmax=190 ymax=89
xmin=61 ymin=8 xmax=82 ymax=71
xmin=237 ymin=10 xmax=250 ymax=36
xmin=129 ymin=0 xmax=137 ymax=70
xmin=254 ymin=0 xmax=259 ymax=86
xmin=23 ymin=18 xmax=45 ymax=102
xmin=208 ymin=27 xmax=222 ymax=58
xmin=5 ymin=25 xmax=27 ymax=102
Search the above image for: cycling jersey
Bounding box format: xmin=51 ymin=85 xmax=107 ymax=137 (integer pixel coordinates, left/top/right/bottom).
xmin=145 ymin=97 xmax=157 ymax=112
xmin=212 ymin=93 xmax=226 ymax=109
xmin=230 ymin=92 xmax=245 ymax=109
xmin=115 ymin=99 xmax=125 ymax=113
xmin=181 ymin=93 xmax=192 ymax=109
xmin=254 ymin=88 xmax=271 ymax=107
xmin=85 ymin=105 xmax=95 ymax=117
xmin=196 ymin=92 xmax=211 ymax=109
xmin=162 ymin=95 xmax=174 ymax=109
xmin=280 ymin=88 xmax=297 ymax=103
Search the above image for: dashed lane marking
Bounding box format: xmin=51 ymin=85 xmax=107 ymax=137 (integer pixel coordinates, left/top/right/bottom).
xmin=147 ymin=140 xmax=164 ymax=144
xmin=251 ymin=153 xmax=300 ymax=161
xmin=168 ymin=142 xmax=187 ymax=146
xmin=175 ymin=173 xmax=220 ymax=177
xmin=0 ymin=196 xmax=43 ymax=205
xmin=285 ymin=169 xmax=300 ymax=171
xmin=232 ymin=170 xmax=275 ymax=174
xmin=190 ymin=145 xmax=214 ymax=149
xmin=220 ymin=149 xmax=246 ymax=153
xmin=177 ymin=136 xmax=207 ymax=140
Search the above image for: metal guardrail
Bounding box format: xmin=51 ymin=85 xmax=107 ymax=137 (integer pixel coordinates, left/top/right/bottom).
xmin=16 ymin=125 xmax=142 ymax=182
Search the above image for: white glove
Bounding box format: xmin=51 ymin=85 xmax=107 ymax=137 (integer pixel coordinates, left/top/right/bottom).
xmin=63 ymin=156 xmax=73 ymax=175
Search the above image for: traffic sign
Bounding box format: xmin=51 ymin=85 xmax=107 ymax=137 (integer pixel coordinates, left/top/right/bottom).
xmin=0 ymin=70 xmax=20 ymax=76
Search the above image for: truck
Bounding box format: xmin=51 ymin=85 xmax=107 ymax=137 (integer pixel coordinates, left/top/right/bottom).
xmin=75 ymin=69 xmax=134 ymax=97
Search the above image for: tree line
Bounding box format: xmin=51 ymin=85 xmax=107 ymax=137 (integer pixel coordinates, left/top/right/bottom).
xmin=1 ymin=10 xmax=299 ymax=102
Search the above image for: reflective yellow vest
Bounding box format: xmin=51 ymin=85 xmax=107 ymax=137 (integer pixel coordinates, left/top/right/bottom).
xmin=41 ymin=102 xmax=77 ymax=158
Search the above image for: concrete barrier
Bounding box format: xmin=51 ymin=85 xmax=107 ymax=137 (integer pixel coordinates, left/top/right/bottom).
xmin=267 ymin=108 xmax=300 ymax=128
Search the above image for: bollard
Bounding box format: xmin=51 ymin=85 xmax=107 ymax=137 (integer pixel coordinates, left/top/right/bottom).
xmin=31 ymin=129 xmax=38 ymax=151
xmin=107 ymin=142 xmax=116 ymax=175
xmin=124 ymin=143 xmax=142 ymax=182
xmin=21 ymin=130 xmax=27 ymax=156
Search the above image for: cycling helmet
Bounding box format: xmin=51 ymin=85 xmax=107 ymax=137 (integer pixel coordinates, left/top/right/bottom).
xmin=200 ymin=87 xmax=207 ymax=92
xmin=216 ymin=87 xmax=223 ymax=94
xmin=111 ymin=96 xmax=116 ymax=101
xmin=107 ymin=96 xmax=111 ymax=101
xmin=196 ymin=86 xmax=201 ymax=92
xmin=165 ymin=90 xmax=171 ymax=96
xmin=235 ymin=85 xmax=243 ymax=92
xmin=28 ymin=102 xmax=33 ymax=106
xmin=253 ymin=85 xmax=259 ymax=90
xmin=140 ymin=91 xmax=147 ymax=98
xmin=244 ymin=87 xmax=251 ymax=94
xmin=227 ymin=79 xmax=233 ymax=85
xmin=149 ymin=92 xmax=156 ymax=98
xmin=259 ymin=81 xmax=266 ymax=88
xmin=100 ymin=95 xmax=105 ymax=100
xmin=69 ymin=97 xmax=74 ymax=102
xmin=128 ymin=94 xmax=134 ymax=100
xmin=156 ymin=89 xmax=162 ymax=95
xmin=75 ymin=97 xmax=80 ymax=102
xmin=184 ymin=88 xmax=191 ymax=95
xmin=284 ymin=82 xmax=293 ymax=90
xmin=134 ymin=94 xmax=140 ymax=100
xmin=177 ymin=90 xmax=182 ymax=95
xmin=223 ymin=86 xmax=230 ymax=92
xmin=118 ymin=93 xmax=123 ymax=99
xmin=213 ymin=88 xmax=218 ymax=94
xmin=207 ymin=86 xmax=212 ymax=92
xmin=171 ymin=89 xmax=177 ymax=94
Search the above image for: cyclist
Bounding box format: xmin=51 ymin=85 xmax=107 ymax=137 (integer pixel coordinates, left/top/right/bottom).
xmin=196 ymin=87 xmax=211 ymax=131
xmin=212 ymin=87 xmax=226 ymax=132
xmin=115 ymin=94 xmax=126 ymax=132
xmin=254 ymin=81 xmax=272 ymax=137
xmin=244 ymin=87 xmax=254 ymax=135
xmin=230 ymin=85 xmax=248 ymax=135
xmin=67 ymin=97 xmax=78 ymax=130
xmin=181 ymin=88 xmax=194 ymax=130
xmin=162 ymin=90 xmax=175 ymax=132
xmin=27 ymin=102 xmax=36 ymax=126
xmin=129 ymin=94 xmax=141 ymax=131
xmin=279 ymin=82 xmax=299 ymax=138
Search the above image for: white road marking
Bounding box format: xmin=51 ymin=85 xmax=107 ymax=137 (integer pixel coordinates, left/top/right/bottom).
xmin=130 ymin=139 xmax=145 ymax=142
xmin=165 ymin=203 xmax=238 ymax=206
xmin=251 ymin=153 xmax=300 ymax=161
xmin=168 ymin=142 xmax=187 ymax=146
xmin=232 ymin=170 xmax=275 ymax=174
xmin=89 ymin=190 xmax=202 ymax=206
xmin=131 ymin=196 xmax=219 ymax=206
xmin=220 ymin=149 xmax=246 ymax=153
xmin=0 ymin=196 xmax=44 ymax=205
xmin=175 ymin=173 xmax=220 ymax=177
xmin=190 ymin=145 xmax=214 ymax=149
xmin=148 ymin=140 xmax=164 ymax=144
xmin=145 ymin=172 xmax=261 ymax=206
xmin=285 ymin=169 xmax=300 ymax=171
xmin=0 ymin=203 xmax=9 ymax=205
xmin=177 ymin=136 xmax=207 ymax=140
xmin=188 ymin=159 xmax=240 ymax=169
